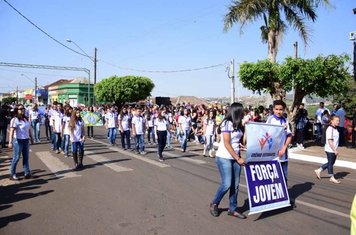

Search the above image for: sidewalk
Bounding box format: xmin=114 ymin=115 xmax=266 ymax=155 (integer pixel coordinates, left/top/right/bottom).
xmin=289 ymin=143 xmax=356 ymax=170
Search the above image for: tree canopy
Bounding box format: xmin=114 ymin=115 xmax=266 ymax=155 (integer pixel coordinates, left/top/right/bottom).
xmin=94 ymin=75 xmax=154 ymax=106
xmin=239 ymin=54 xmax=352 ymax=121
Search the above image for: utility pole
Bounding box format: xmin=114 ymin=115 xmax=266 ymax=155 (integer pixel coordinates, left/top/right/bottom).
xmin=293 ymin=41 xmax=298 ymax=58
xmin=227 ymin=59 xmax=235 ymax=104
xmin=35 ymin=77 xmax=37 ymax=104
xmin=94 ymin=48 xmax=97 ymax=105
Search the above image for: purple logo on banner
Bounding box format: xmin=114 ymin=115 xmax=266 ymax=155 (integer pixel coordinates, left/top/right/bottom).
xmin=245 ymin=160 xmax=290 ymax=214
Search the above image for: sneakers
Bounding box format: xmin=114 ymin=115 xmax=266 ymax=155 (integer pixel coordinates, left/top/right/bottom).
xmin=314 ymin=169 xmax=321 ymax=180
xmin=24 ymin=174 xmax=32 ymax=179
xmin=56 ymin=150 xmax=60 ymax=154
xmin=297 ymin=144 xmax=305 ymax=149
xmin=140 ymin=151 xmax=147 ymax=155
xmin=227 ymin=210 xmax=247 ymax=219
xmin=329 ymin=176 xmax=340 ymax=184
xmin=159 ymin=158 xmax=164 ymax=162
xmin=9 ymin=174 xmax=19 ymax=181
xmin=209 ymin=203 xmax=219 ymax=217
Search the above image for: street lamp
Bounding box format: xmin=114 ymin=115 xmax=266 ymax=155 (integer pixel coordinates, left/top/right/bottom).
xmin=21 ymin=74 xmax=37 ymax=104
xmin=66 ymin=39 xmax=97 ymax=106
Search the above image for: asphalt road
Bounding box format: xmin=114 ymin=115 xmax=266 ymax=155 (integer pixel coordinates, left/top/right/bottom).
xmin=0 ymin=126 xmax=354 ymax=235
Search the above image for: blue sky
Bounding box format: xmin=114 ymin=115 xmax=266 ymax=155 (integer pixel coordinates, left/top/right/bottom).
xmin=0 ymin=0 xmax=355 ymax=97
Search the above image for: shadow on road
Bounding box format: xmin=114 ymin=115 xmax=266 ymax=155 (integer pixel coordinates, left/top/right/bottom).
xmin=254 ymin=182 xmax=314 ymax=220
xmin=0 ymin=169 xmax=57 ymax=228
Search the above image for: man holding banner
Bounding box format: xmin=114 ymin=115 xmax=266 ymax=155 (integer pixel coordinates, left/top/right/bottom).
xmin=244 ymin=100 xmax=294 ymax=215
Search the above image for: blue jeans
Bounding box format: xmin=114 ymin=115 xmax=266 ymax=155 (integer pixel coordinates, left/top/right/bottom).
xmin=166 ymin=130 xmax=171 ymax=147
xmin=180 ymin=130 xmax=190 ymax=151
xmin=280 ymin=161 xmax=288 ymax=183
xmin=120 ymin=130 xmax=131 ymax=149
xmin=108 ymin=128 xmax=117 ymax=145
xmin=72 ymin=141 xmax=84 ymax=155
xmin=10 ymin=138 xmax=30 ymax=176
xmin=61 ymin=134 xmax=70 ymax=155
xmin=53 ymin=133 xmax=61 ymax=151
xmin=135 ymin=134 xmax=145 ymax=152
xmin=321 ymin=152 xmax=336 ymax=176
xmin=31 ymin=119 xmax=40 ymax=142
xmin=212 ymin=157 xmax=241 ymax=212
xmin=147 ymin=127 xmax=156 ymax=143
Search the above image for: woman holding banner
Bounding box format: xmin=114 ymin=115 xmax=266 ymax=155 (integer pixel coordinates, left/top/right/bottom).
xmin=210 ymin=102 xmax=247 ymax=219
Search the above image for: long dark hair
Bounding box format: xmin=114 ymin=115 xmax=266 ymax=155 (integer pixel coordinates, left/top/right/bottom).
xmin=218 ymin=102 xmax=244 ymax=132
xmin=70 ymin=108 xmax=82 ymax=131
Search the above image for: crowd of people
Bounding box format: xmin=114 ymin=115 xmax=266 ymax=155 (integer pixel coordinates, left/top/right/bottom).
xmin=0 ymin=99 xmax=355 ymax=219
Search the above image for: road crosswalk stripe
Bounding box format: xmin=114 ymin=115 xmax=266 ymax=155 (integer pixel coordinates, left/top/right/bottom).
xmin=90 ymin=139 xmax=170 ymax=168
xmin=85 ymin=150 xmax=133 ymax=172
xmin=35 ymin=151 xmax=81 ymax=179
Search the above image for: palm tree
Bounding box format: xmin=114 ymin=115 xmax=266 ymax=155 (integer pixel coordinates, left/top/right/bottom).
xmin=224 ymin=0 xmax=330 ymax=63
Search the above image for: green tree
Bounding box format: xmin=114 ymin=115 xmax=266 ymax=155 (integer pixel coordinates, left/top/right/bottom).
xmin=1 ymin=97 xmax=17 ymax=105
xmin=239 ymin=54 xmax=352 ymax=125
xmin=94 ymin=75 xmax=154 ymax=107
xmin=224 ymin=0 xmax=330 ymax=99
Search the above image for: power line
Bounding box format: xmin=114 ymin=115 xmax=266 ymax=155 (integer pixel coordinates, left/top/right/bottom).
xmin=2 ymin=0 xmax=88 ymax=58
xmin=100 ymin=59 xmax=227 ymax=73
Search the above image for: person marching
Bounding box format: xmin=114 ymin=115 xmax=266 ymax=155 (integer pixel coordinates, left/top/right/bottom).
xmin=105 ymin=106 xmax=118 ymax=146
xmin=210 ymin=103 xmax=247 ymax=219
xmin=178 ymin=108 xmax=192 ymax=152
xmin=8 ymin=105 xmax=34 ymax=180
xmin=132 ymin=107 xmax=146 ymax=155
xmin=154 ymin=109 xmax=169 ymax=162
xmin=70 ymin=109 xmax=85 ymax=170
xmin=87 ymin=106 xmax=95 ymax=139
xmin=203 ymin=109 xmax=216 ymax=157
xmin=62 ymin=106 xmax=73 ymax=158
xmin=118 ymin=106 xmax=131 ymax=150
xmin=29 ymin=103 xmax=40 ymax=143
xmin=314 ymin=115 xmax=341 ymax=184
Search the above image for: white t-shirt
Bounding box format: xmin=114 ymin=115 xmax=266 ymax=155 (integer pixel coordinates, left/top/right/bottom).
xmin=29 ymin=110 xmax=39 ymax=120
xmin=10 ymin=117 xmax=30 ymax=139
xmin=118 ymin=114 xmax=130 ymax=131
xmin=315 ymin=108 xmax=330 ymax=124
xmin=106 ymin=112 xmax=118 ymax=128
xmin=216 ymin=120 xmax=243 ymax=160
xmin=71 ymin=120 xmax=84 ymax=142
xmin=204 ymin=118 xmax=215 ymax=136
xmin=154 ymin=118 xmax=168 ymax=131
xmin=178 ymin=115 xmax=192 ymax=131
xmin=132 ymin=115 xmax=146 ymax=135
xmin=52 ymin=111 xmax=63 ymax=133
xmin=266 ymin=115 xmax=292 ymax=162
xmin=62 ymin=116 xmax=71 ymax=135
xmin=324 ymin=125 xmax=339 ymax=153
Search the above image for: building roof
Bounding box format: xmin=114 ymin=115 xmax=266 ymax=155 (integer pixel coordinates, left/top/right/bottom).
xmin=45 ymin=79 xmax=72 ymax=89
xmin=70 ymin=77 xmax=89 ymax=84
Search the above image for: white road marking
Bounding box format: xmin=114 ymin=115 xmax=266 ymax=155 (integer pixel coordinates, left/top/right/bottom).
xmin=85 ymin=150 xmax=133 ymax=173
xmin=289 ymin=153 xmax=356 ymax=170
xmin=90 ymin=139 xmax=170 ymax=168
xmin=35 ymin=151 xmax=81 ymax=179
xmin=163 ymin=151 xmax=206 ymax=164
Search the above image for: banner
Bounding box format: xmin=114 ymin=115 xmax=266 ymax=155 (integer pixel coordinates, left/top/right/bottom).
xmin=245 ymin=122 xmax=284 ymax=162
xmin=245 ymin=160 xmax=290 ymax=214
xmin=245 ymin=122 xmax=290 ymax=214
xmin=81 ymin=111 xmax=103 ymax=126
